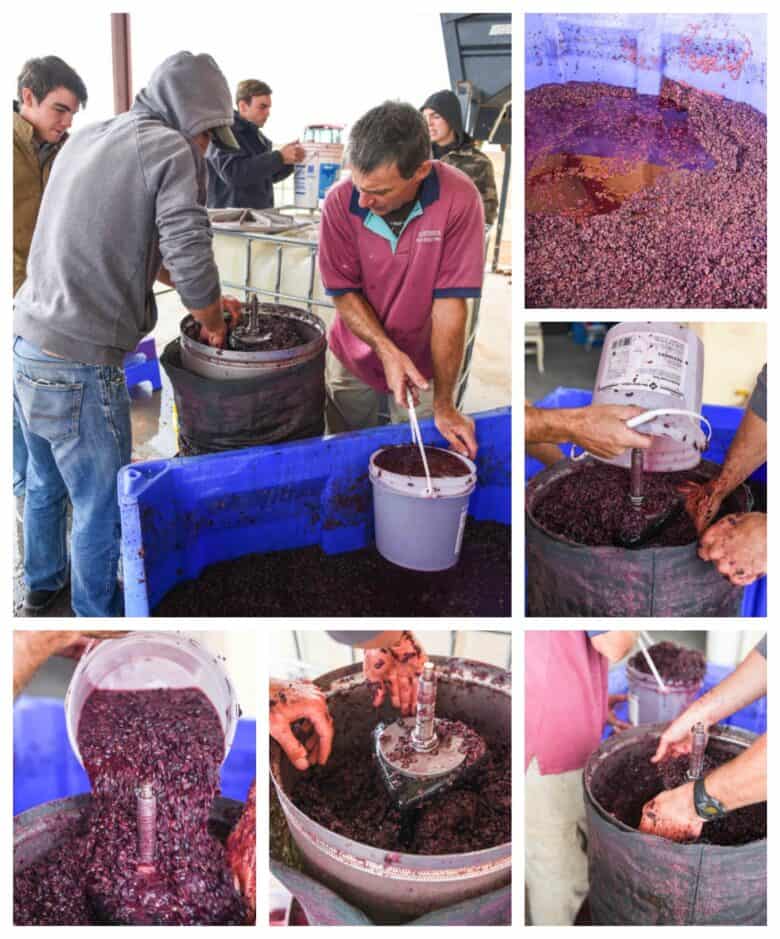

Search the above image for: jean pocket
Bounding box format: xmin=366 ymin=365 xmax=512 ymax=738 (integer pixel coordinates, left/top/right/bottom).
xmin=15 ymin=373 xmax=84 ymax=442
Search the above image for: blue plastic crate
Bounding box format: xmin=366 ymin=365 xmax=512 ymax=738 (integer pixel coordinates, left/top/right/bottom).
xmin=119 ymin=408 xmax=511 ymax=616
xmin=604 ymin=661 xmax=767 ymax=739
xmin=13 ymin=696 xmax=256 ymax=814
xmin=124 ymin=336 xmax=162 ymax=392
xmin=526 ymin=389 xmax=766 ymax=617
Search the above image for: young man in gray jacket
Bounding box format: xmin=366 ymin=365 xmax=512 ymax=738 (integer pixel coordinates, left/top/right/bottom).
xmin=13 ymin=51 xmax=242 ymax=617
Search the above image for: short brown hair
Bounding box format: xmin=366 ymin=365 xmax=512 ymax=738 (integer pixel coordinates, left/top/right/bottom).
xmin=235 ymin=80 xmax=272 ymax=107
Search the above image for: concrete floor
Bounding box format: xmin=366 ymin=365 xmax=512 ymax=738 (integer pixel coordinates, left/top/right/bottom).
xmin=14 ymin=272 xmax=511 ymax=617
xmin=525 ymin=330 xmax=602 ymax=402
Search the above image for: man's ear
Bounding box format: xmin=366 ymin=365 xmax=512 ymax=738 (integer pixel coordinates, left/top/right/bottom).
xmin=20 ymin=87 xmax=38 ymax=109
xmin=414 ymin=160 xmax=434 ymax=183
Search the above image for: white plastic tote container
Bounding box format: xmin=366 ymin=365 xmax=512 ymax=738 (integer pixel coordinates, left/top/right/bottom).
xmin=592 ymin=322 xmax=708 ymax=471
xmin=294 ymin=142 xmax=344 ymax=208
xmin=369 ymin=448 xmax=477 ymax=571
xmin=64 ymin=631 xmax=239 ymax=766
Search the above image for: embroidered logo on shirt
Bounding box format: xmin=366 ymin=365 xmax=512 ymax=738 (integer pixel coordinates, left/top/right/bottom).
xmin=416 ymin=229 xmax=442 ymax=243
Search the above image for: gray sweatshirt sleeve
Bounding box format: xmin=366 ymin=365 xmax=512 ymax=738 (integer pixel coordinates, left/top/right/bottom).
xmin=143 ymin=128 xmax=221 ymax=310
xmin=754 ymin=634 xmax=767 ymax=658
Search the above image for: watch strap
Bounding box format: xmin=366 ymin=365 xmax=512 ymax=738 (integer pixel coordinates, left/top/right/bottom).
xmin=693 ymin=776 xmax=728 ymax=819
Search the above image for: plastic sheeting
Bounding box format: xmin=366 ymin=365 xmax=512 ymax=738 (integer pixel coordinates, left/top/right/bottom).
xmin=161 ymin=338 xmax=325 ymax=456
xmin=526 ymin=458 xmax=748 ymax=617
xmin=526 ymin=13 xmax=766 ymax=113
xmin=526 ymin=387 xmax=767 ymax=617
xmin=584 ymin=725 xmax=766 ymax=925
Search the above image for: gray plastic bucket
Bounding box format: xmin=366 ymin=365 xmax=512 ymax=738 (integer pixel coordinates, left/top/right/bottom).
xmin=369 ymin=448 xmax=477 ymax=571
xmin=625 ymin=658 xmax=703 ymax=725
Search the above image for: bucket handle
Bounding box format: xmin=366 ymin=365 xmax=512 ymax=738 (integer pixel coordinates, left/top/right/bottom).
xmin=568 ymin=409 xmax=712 ymax=461
xmin=625 ymin=408 xmax=712 ymax=444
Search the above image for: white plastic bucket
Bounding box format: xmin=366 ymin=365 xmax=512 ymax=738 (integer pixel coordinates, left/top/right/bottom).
xmin=626 ymin=659 xmax=703 ymax=725
xmin=592 ymin=322 xmax=707 ymax=471
xmin=64 ymin=631 xmax=240 ymax=767
xmin=368 ymin=448 xmax=477 ymax=571
xmin=294 ymin=142 xmax=344 ymax=208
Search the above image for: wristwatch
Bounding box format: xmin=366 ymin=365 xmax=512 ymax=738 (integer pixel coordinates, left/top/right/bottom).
xmin=693 ymin=777 xmax=728 ymax=820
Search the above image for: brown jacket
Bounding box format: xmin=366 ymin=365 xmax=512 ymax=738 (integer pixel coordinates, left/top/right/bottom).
xmin=13 ymin=105 xmax=65 ymax=295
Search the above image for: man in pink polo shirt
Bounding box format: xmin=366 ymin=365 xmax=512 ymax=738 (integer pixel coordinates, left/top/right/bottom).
xmin=525 ymin=630 xmax=637 ymax=925
xmin=318 ymin=101 xmax=484 ymax=458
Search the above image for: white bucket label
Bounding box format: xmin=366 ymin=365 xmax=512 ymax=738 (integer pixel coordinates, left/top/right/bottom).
xmin=628 ymin=692 xmax=639 ymax=726
xmin=599 ymin=331 xmax=687 ymax=398
xmin=454 ymin=506 xmax=468 ymax=556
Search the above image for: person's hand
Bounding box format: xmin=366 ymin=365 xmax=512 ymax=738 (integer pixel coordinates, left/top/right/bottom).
xmin=58 ymin=631 xmax=129 ymax=660
xmin=363 ymin=631 xmax=427 ymax=716
xmin=606 ymin=693 xmax=631 ymax=732
xmin=571 ymin=405 xmax=652 ymax=460
xmin=651 ymin=707 xmax=710 ymax=763
xmin=226 ymin=780 xmax=256 ymax=924
xmin=434 ymin=403 xmax=478 ymax=459
xmin=222 ymin=295 xmax=244 ymax=327
xmin=678 ymin=477 xmax=728 ymax=534
xmin=199 ymin=319 xmax=228 ymax=349
xmin=279 ymin=141 xmax=306 ymax=165
xmin=378 ymin=344 xmax=429 ymax=409
xmin=269 ymin=680 xmax=334 ymax=771
xmin=639 ymin=782 xmax=703 ymax=842
xmin=14 ymin=631 xmax=127 ymax=698
xmin=698 ymin=512 xmax=766 ymax=586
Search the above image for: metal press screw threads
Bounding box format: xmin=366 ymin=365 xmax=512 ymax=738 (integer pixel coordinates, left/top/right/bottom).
xmin=249 ymin=293 xmax=259 ymax=334
xmin=687 ymin=722 xmax=708 ymax=781
xmin=411 ymin=662 xmax=437 ymax=752
xmin=629 ymin=447 xmax=644 ymax=508
xmin=136 ymin=781 xmax=157 ymax=865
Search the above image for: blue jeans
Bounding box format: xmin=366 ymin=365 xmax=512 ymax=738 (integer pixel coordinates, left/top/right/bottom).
xmin=13 ymin=400 xmax=28 ymax=497
xmin=13 ymin=337 xmax=131 ymax=616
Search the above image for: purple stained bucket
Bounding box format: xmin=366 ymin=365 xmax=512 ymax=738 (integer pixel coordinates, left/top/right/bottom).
xmin=625 ymin=658 xmax=703 ymax=726
xmin=368 ymin=448 xmax=477 ymax=571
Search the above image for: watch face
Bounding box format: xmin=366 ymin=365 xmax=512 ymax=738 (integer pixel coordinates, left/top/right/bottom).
xmin=702 ymin=804 xmax=720 ymax=816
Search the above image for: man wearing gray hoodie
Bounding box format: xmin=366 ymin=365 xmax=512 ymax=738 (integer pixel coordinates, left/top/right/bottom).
xmin=13 ymin=51 xmax=241 ymax=617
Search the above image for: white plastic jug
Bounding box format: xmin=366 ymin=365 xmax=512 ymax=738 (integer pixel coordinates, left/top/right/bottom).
xmin=590 ymin=322 xmax=710 ymax=471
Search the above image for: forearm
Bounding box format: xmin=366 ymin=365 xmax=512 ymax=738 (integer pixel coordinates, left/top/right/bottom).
xmin=14 ymin=631 xmax=77 ymax=698
xmin=333 ymin=292 xmax=395 ymax=357
xmin=716 ymin=409 xmax=767 ymax=493
xmin=271 ymin=162 xmax=295 ymax=183
xmin=705 ymin=734 xmax=766 ymax=811
xmin=212 ymin=151 xmax=283 ymax=187
xmin=430 ymin=297 xmax=467 ymax=409
xmin=590 ymin=631 xmax=638 ymax=664
xmin=684 ymin=650 xmax=767 ymax=726
xmin=352 ymin=631 xmax=405 ymax=650
xmin=526 ymin=404 xmax=580 ymax=445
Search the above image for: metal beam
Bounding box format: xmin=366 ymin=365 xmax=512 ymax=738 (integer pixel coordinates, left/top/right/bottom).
xmin=111 ymin=13 xmax=133 ymax=114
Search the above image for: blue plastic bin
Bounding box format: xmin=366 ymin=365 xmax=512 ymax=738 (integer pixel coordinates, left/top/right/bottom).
xmin=604 ymin=661 xmax=766 ymax=739
xmin=527 ymin=389 xmax=766 ymax=617
xmin=526 ymin=13 xmax=766 ymax=114
xmin=120 ymin=408 xmax=511 ymax=616
xmin=123 ymin=336 xmax=162 ymax=392
xmin=13 ymin=696 xmax=256 ymax=815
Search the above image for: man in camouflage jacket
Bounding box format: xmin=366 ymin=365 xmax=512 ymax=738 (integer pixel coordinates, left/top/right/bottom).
xmin=421 ymin=89 xmax=498 ymax=225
